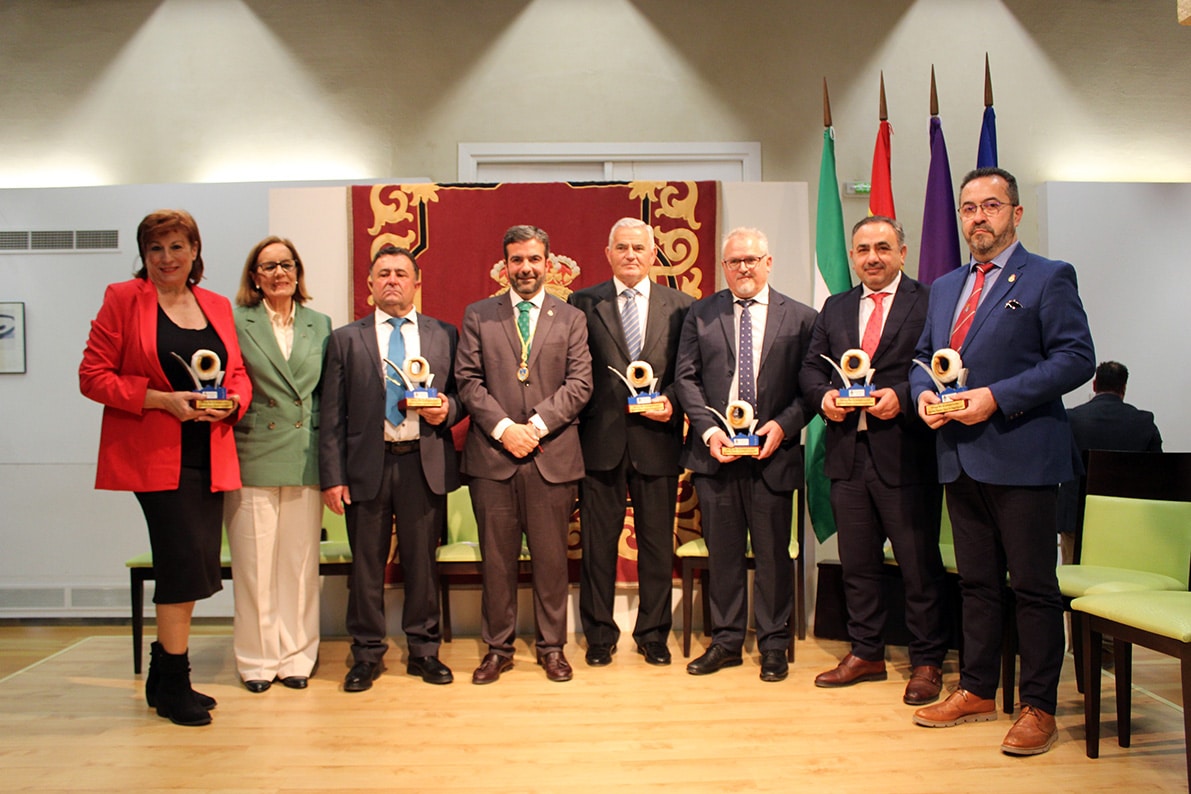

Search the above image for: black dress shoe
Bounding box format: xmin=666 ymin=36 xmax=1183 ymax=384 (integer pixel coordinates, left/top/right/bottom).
xmin=759 ymin=650 xmax=789 ymax=682
xmin=585 ymin=643 xmax=616 ymax=666
xmin=243 ymin=679 xmax=272 ymax=693
xmin=343 ymin=661 xmax=383 ymax=692
xmin=280 ymin=676 xmax=308 ymax=689
xmin=407 ymin=655 xmax=454 ymax=685
xmin=637 ymin=641 xmax=672 ymax=666
xmin=686 ymin=644 xmax=742 ymax=676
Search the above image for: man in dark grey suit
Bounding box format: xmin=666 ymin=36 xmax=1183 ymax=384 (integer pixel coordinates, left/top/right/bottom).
xmin=320 ymin=245 xmax=463 ymax=691
xmin=569 ymin=217 xmax=693 ymax=668
xmin=800 ymin=216 xmax=946 ymax=706
xmin=455 ymin=225 xmax=592 ymax=684
xmin=674 ymin=226 xmax=817 ymax=683
xmin=1058 ymin=360 xmax=1163 ymax=558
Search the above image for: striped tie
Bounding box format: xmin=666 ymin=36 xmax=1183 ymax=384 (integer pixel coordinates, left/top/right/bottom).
xmin=621 ymin=288 xmax=642 ymax=360
xmin=949 ymin=262 xmax=996 ymax=351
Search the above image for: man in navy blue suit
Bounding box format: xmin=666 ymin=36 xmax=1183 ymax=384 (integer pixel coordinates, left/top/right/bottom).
xmin=909 ymin=168 xmax=1095 ymax=756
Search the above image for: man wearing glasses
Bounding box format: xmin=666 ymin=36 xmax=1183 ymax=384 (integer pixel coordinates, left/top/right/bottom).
xmin=674 ymin=227 xmax=817 ymax=682
xmin=909 ymin=168 xmax=1094 ymax=755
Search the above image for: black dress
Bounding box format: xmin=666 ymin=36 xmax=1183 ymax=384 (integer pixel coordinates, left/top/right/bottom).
xmin=134 ymin=305 xmax=229 ymax=604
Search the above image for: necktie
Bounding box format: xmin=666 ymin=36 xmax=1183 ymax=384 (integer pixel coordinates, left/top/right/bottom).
xmin=385 ymin=317 xmax=407 ymax=426
xmin=621 ymin=288 xmax=642 ymax=360
xmin=737 ymin=299 xmax=756 ymax=408
xmin=949 ymin=262 xmax=996 ymax=351
xmin=516 ymin=300 xmax=534 ymax=365
xmin=860 ymin=292 xmax=886 ymax=359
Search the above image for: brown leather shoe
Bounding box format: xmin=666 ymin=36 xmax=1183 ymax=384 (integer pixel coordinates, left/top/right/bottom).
xmin=903 ymin=665 xmax=943 ymax=705
xmin=814 ymin=653 xmax=887 ymax=688
xmin=1001 ymin=704 xmax=1057 ymax=755
xmin=538 ymin=651 xmax=573 ymax=682
xmin=913 ymin=688 xmax=997 ymax=727
xmin=471 ymin=653 xmax=513 ymax=685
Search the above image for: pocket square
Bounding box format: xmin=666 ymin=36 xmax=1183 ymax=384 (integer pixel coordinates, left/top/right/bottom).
xmin=1004 ymin=299 xmax=1023 ymax=310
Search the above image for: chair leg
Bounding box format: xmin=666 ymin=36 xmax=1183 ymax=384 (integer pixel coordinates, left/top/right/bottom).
xmin=1181 ymin=652 xmax=1191 ymax=788
xmin=440 ymin=578 xmax=453 ymax=644
xmin=131 ymin=568 xmax=147 ymax=674
xmin=1072 ymin=610 xmax=1086 ymax=694
xmin=1115 ymin=638 xmax=1133 ymax=748
xmin=1084 ymin=617 xmax=1102 ymax=759
xmin=681 ymin=560 xmax=695 ymax=658
xmin=787 ymin=558 xmax=798 ymax=662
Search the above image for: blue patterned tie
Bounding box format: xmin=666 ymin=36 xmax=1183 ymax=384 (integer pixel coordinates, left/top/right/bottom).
xmin=621 ymin=288 xmax=642 ymax=360
xmin=386 ymin=317 xmax=407 ymax=426
xmin=737 ymin=299 xmax=756 ymax=408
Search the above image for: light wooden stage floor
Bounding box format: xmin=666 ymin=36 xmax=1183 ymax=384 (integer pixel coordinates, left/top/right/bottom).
xmin=0 ymin=626 xmax=1186 ymax=792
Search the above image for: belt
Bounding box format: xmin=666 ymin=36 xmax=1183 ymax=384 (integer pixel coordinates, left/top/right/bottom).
xmin=385 ymin=439 xmax=419 ymax=455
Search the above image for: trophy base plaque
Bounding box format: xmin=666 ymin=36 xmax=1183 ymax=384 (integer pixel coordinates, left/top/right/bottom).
xmin=626 ymin=393 xmax=665 ymax=414
xmin=194 ymin=387 xmax=234 ymax=411
xmin=836 ymin=385 xmax=876 ymax=408
xmin=401 ymin=388 xmax=442 ymax=409
xmin=925 ymin=388 xmax=969 ymax=415
xmin=722 ymin=434 xmax=760 ymax=457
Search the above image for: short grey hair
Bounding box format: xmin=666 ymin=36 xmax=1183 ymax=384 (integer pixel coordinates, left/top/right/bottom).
xmin=607 ymin=217 xmax=655 ymax=249
xmin=721 ymin=226 xmax=769 ymax=259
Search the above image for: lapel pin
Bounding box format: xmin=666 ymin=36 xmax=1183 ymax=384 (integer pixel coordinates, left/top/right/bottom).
xmin=1008 ymin=274 xmax=1017 ymax=283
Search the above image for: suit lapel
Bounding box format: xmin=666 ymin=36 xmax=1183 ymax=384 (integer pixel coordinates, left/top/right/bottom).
xmin=716 ymin=291 xmax=737 ymax=369
xmin=592 ymin=282 xmax=630 ymax=362
xmin=243 ymin=305 xmax=300 ymax=393
xmin=639 ymin=283 xmax=668 ymax=361
xmin=287 ymin=305 xmax=315 ymax=384
xmin=841 ymin=288 xmax=863 ymax=349
xmin=758 ymin=290 xmax=787 ymax=372
xmin=872 ymin=277 xmax=916 ymax=363
xmin=530 ymin=294 xmax=560 ymax=369
xmin=966 ymin=246 xmax=1026 ymax=347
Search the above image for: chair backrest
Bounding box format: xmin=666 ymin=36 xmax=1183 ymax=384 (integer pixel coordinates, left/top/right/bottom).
xmin=1078 ymin=451 xmax=1191 ymax=587
xmin=446 ymin=484 xmax=479 ymax=545
xmin=322 ymin=506 xmax=347 ymax=543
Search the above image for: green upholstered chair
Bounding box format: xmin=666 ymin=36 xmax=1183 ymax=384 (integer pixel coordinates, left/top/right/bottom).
xmin=1072 ymin=590 xmax=1191 ymax=786
xmin=436 ymin=484 xmax=531 ymax=642
xmin=1057 ymin=450 xmax=1191 ymax=693
xmin=126 ymin=507 xmax=354 ymax=673
xmin=676 ymin=487 xmax=805 ymax=661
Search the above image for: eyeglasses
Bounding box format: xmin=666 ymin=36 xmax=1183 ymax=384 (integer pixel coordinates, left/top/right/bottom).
xmin=958 ymin=200 xmax=1015 ymax=218
xmin=258 ymin=260 xmax=296 ymax=273
xmin=723 ymin=255 xmax=766 ymax=271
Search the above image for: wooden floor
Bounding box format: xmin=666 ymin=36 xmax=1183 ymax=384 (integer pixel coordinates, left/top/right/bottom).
xmin=0 ymin=623 xmax=1187 ymax=792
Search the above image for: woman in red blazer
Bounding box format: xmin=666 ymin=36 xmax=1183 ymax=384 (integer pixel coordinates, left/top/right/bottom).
xmin=79 ymin=209 xmax=250 ymax=727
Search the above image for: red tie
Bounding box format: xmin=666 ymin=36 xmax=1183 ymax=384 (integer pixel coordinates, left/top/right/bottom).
xmin=860 ymin=292 xmax=886 ymax=358
xmin=949 ymin=262 xmax=995 ymax=350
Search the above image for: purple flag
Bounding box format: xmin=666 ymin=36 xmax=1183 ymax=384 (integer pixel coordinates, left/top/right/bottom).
xmin=977 ymin=105 xmax=997 ymax=168
xmin=918 ymin=116 xmax=962 ymax=285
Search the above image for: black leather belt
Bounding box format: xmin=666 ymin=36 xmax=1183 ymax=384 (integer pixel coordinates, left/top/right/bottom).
xmin=385 ymin=439 xmax=419 ymax=455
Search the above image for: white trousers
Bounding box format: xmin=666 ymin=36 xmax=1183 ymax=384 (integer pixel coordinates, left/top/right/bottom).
xmin=224 ymin=485 xmax=322 ymax=681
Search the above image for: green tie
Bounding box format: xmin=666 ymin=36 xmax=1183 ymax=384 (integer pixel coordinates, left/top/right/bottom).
xmin=516 ymin=301 xmax=533 ymax=356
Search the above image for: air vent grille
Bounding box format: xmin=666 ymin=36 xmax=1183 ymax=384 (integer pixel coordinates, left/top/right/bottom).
xmin=0 ymin=229 xmax=120 ymax=253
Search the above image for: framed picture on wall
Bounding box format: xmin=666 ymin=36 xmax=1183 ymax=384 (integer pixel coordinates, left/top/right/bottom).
xmin=0 ymin=301 xmax=27 ymax=374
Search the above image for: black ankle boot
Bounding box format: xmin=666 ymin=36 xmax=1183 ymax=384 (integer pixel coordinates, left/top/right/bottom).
xmin=146 ymin=641 xmax=216 ymax=710
xmin=154 ymin=648 xmax=211 ymax=726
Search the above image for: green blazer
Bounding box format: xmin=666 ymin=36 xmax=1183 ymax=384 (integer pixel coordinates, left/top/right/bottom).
xmin=232 ymin=302 xmax=332 ymax=487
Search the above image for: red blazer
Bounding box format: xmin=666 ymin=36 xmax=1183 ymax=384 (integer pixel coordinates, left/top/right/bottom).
xmin=79 ymin=278 xmax=251 ymax=492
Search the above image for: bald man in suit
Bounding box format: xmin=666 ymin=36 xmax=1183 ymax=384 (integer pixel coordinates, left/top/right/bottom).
xmin=320 ymin=245 xmax=462 ymax=691
xmin=455 ymin=225 xmax=592 ymax=684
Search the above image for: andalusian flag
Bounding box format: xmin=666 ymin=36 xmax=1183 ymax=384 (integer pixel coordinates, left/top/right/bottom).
xmin=808 ymin=123 xmax=851 ymax=543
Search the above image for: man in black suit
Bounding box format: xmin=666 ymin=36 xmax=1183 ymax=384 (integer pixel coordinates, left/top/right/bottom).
xmin=1058 ymin=360 xmax=1163 ymax=559
xmin=320 ymin=245 xmax=463 ymax=691
xmin=800 ymin=216 xmax=947 ymax=706
xmin=674 ymin=226 xmax=817 ymax=682
xmin=569 ymin=217 xmax=694 ymax=668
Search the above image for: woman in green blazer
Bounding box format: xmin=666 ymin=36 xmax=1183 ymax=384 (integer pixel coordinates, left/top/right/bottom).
xmin=225 ymin=236 xmax=332 ymax=692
